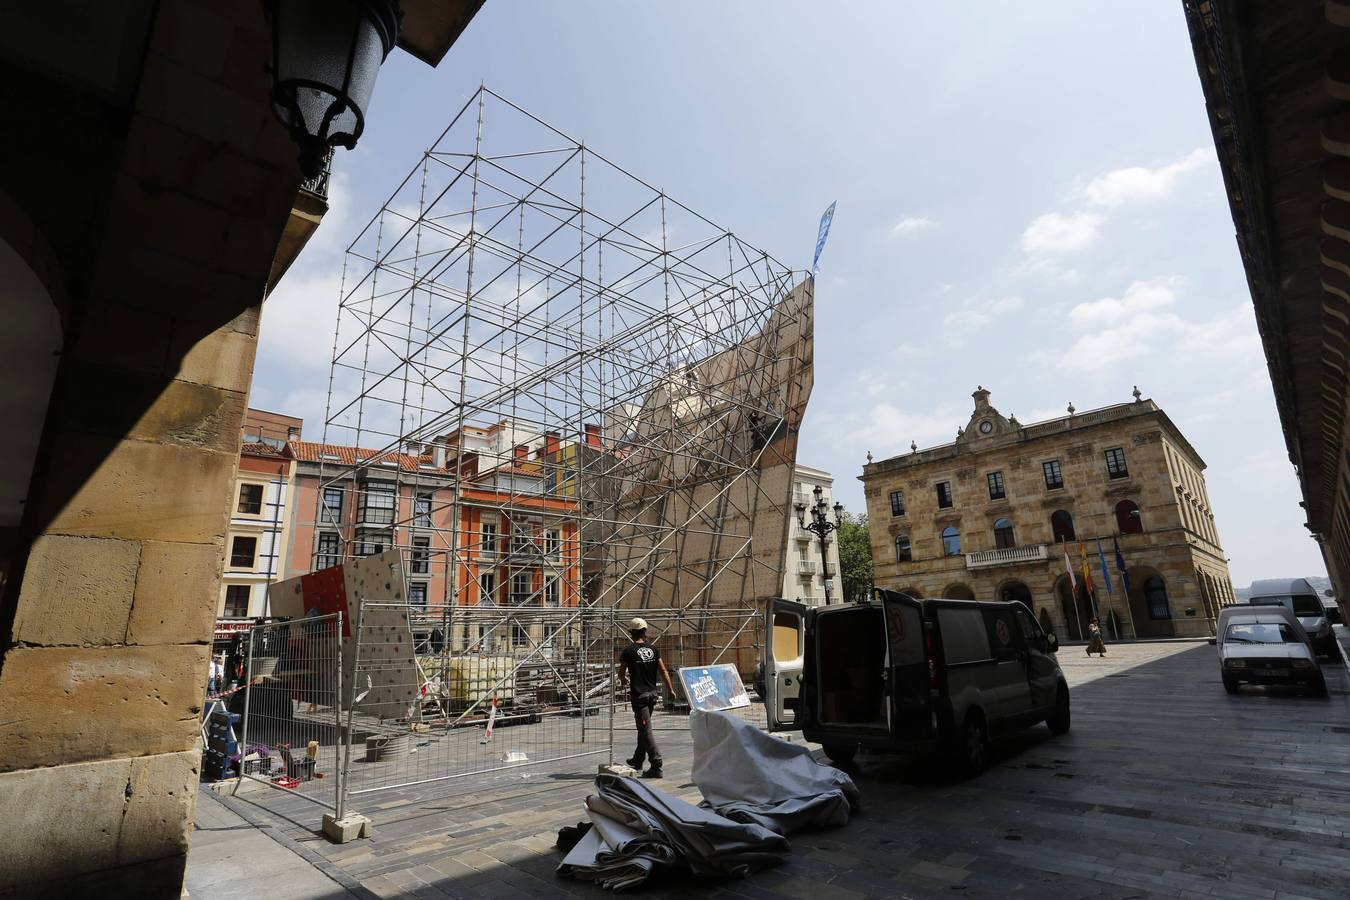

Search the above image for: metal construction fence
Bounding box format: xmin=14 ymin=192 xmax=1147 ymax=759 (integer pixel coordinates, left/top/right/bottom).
xmin=238 ymin=614 xmax=346 ymax=814
xmin=235 ymin=603 xmax=762 ymax=823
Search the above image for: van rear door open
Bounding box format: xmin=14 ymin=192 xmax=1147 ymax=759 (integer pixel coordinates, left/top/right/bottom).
xmin=881 ymin=590 xmax=931 ymax=738
xmin=765 ymin=598 xmax=806 ymax=730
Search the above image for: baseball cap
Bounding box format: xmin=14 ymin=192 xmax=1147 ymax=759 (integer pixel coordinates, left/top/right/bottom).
xmin=629 ymin=617 xmax=649 ymax=631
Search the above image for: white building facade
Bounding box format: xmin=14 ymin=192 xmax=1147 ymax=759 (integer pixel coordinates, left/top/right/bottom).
xmin=783 ymin=464 xmax=844 ymax=606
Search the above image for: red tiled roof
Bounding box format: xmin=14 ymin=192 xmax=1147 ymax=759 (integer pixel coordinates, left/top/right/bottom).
xmin=241 ymin=441 xmax=289 ymax=458
xmin=289 ymin=440 xmax=450 ymax=474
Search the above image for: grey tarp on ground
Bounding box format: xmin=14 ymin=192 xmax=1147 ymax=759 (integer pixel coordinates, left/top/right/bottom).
xmin=556 ymin=773 xmax=790 ymax=891
xmin=690 ymin=709 xmax=860 ymax=834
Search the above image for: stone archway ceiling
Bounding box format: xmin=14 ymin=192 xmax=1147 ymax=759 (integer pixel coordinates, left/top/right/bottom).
xmin=1325 ymin=34 xmax=1350 ymax=519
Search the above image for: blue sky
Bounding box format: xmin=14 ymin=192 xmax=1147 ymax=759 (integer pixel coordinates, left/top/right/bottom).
xmin=252 ymin=1 xmax=1324 ymax=588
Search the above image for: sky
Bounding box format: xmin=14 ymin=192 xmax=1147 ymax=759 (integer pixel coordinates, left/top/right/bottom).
xmin=251 ymin=1 xmax=1325 ymax=589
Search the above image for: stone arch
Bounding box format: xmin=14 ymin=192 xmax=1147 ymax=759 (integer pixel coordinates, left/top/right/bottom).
xmin=995 ymin=579 xmax=1033 ymax=609
xmin=1126 ymin=566 xmax=1175 ymax=638
xmin=0 ymin=230 xmax=63 ymax=584
xmin=1052 ymin=572 xmax=1093 ymax=641
xmin=943 ymin=583 xmax=976 ymax=601
xmin=1115 ymin=498 xmax=1144 ymax=534
xmin=1050 ymin=509 xmax=1075 ymax=542
xmin=895 ymin=586 xmax=924 ymax=599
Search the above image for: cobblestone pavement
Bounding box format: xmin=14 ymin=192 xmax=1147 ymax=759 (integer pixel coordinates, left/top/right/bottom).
xmin=202 ymin=637 xmax=1350 ymax=899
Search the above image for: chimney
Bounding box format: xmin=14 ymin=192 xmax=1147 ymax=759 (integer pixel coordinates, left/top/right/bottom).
xmin=431 ymin=440 xmax=447 ymax=469
xmin=286 ymin=425 xmax=301 ymax=441
xmin=583 ymin=423 xmax=601 ymax=448
xmin=514 ymin=444 xmax=529 ymax=460
xmin=406 ymin=439 xmax=423 ymax=455
xmin=544 ymin=431 xmax=561 ymax=455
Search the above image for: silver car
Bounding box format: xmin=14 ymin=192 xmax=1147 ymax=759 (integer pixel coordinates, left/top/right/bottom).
xmin=1243 ymin=577 xmax=1336 ymax=657
xmin=1218 ymin=605 xmax=1326 ymax=697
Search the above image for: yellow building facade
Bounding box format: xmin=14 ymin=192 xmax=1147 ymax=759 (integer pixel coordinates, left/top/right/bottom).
xmin=860 ymin=388 xmax=1235 ymax=640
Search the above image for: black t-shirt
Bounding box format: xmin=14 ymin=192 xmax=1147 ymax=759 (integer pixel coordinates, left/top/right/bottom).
xmin=621 ymin=642 xmax=661 ymax=695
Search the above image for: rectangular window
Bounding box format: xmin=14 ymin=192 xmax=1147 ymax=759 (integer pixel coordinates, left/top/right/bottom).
xmin=935 ymin=481 xmax=953 ymax=509
xmin=237 ymin=483 xmax=263 ymax=515
xmin=889 ymin=490 xmax=905 ymax=517
xmin=986 ymin=471 xmax=1005 ymax=501
xmin=479 ymin=572 xmax=496 ymax=605
xmin=316 ymin=532 xmax=341 ymax=569
xmin=1043 ymin=459 xmax=1064 ymax=490
xmin=414 ymin=493 xmax=433 ymax=527
xmin=512 ymin=571 xmax=533 ymax=604
xmin=1105 ymin=447 xmax=1129 ymax=479
xmin=229 ymin=535 xmax=257 ymax=568
xmin=481 ymin=521 xmax=498 ymax=556
xmin=223 ymin=584 xmax=251 ymax=617
xmin=322 ymin=486 xmax=344 ymax=526
xmin=411 ymin=536 xmax=430 ymax=574
xmin=359 ymin=482 xmax=396 ymax=525
xmin=408 ymin=582 xmax=427 ymax=608
xmin=545 ymin=529 xmax=560 ymax=559
xmin=545 ymin=577 xmax=559 ymax=606
xmin=512 ymin=619 xmax=529 ymax=648
xmin=511 ymin=523 xmax=531 ymax=553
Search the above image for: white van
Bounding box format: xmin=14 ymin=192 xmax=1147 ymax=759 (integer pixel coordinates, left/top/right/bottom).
xmin=764 ymin=589 xmax=1070 ymax=776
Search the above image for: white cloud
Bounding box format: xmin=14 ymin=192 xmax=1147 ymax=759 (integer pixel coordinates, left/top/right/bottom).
xmin=1069 ymin=276 xmax=1181 ymax=327
xmin=258 ymin=271 xmax=345 ymax=373
xmin=943 ymin=295 xmax=1024 ymax=328
xmin=1056 ymin=276 xmax=1259 ymax=374
xmin=820 ymin=400 xmax=965 ymax=458
xmin=1020 ymin=211 xmax=1103 ymax=256
xmin=890 ymin=216 xmax=933 ymax=237
xmin=1082 ymin=147 xmax=1216 ymax=208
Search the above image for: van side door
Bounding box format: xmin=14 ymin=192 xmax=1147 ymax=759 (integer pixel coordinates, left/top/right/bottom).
xmin=764 ymin=598 xmax=807 ymax=730
xmin=1015 ymin=606 xmax=1058 ymax=712
xmin=881 ymin=591 xmax=930 ymax=738
xmin=982 ymin=604 xmax=1030 ymax=725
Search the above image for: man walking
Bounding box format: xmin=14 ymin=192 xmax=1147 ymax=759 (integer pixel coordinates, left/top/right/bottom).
xmin=618 ymin=617 xmax=676 ymax=778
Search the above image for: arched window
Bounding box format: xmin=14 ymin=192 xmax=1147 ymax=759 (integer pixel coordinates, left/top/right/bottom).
xmin=1050 ymin=509 xmax=1075 ymax=542
xmin=1116 ymin=499 xmax=1143 ymax=534
xmin=993 ymin=518 xmax=1015 ymax=549
xmin=941 ymin=526 xmax=961 ymax=556
xmin=895 ymin=533 xmax=912 ymax=563
xmin=1143 ymin=575 xmax=1170 ymax=619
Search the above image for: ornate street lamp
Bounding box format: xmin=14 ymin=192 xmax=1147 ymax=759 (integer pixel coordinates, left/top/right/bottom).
xmin=795 ymin=484 xmax=845 ymax=605
xmin=268 ymin=0 xmax=403 ymax=179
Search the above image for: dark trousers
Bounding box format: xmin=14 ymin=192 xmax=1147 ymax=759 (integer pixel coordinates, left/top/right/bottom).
xmin=629 ymin=691 xmax=661 ymax=767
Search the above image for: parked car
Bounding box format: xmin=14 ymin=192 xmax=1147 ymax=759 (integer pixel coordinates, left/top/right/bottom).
xmin=1242 ymin=578 xmax=1336 ymax=657
xmin=1217 ymin=605 xmax=1326 ymax=696
xmin=763 ymin=589 xmax=1069 ymax=776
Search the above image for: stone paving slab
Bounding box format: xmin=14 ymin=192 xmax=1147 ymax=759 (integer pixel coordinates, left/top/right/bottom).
xmin=196 ymin=638 xmax=1350 ymax=898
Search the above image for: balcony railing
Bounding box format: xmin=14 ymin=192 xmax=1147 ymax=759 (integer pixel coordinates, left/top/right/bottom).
xmin=300 ymin=147 xmax=334 ymax=199
xmin=965 ymin=544 xmax=1048 ymax=569
xmin=797 ymin=561 xmax=818 ymax=576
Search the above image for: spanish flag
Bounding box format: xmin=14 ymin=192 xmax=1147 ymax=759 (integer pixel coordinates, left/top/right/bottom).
xmin=1078 ymin=540 xmax=1095 ymax=597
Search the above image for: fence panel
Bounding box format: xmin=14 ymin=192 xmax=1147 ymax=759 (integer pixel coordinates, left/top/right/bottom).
xmin=239 ymin=614 xmax=344 ymax=812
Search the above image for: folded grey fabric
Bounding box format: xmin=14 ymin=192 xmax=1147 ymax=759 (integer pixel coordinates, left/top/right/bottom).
xmin=556 ymin=773 xmax=789 ymax=890
xmin=690 ymin=709 xmax=860 ymax=834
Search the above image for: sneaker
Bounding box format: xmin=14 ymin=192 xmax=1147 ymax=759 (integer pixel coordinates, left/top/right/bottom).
xmin=641 ymin=768 xmax=663 ymax=779
xmin=625 ymin=757 xmax=643 ymax=770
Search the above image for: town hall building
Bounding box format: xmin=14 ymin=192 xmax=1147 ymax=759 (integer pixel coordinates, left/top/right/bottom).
xmin=860 ymin=387 xmax=1235 ymax=639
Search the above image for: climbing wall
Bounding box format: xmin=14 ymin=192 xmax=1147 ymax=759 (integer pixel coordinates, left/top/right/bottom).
xmin=269 ymin=549 xmax=419 ymax=720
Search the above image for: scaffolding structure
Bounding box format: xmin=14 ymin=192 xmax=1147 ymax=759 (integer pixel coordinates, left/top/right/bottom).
xmin=293 ymin=86 xmax=813 ymax=792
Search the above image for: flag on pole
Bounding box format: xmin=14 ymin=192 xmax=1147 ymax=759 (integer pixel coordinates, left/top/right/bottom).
xmin=812 ymin=201 xmax=836 ymax=274
xmin=1062 ymin=540 xmax=1077 ymax=593
xmin=1078 ymin=541 xmax=1095 ymax=597
xmin=1113 ymin=535 xmax=1131 ymax=594
xmin=1095 ymin=538 xmax=1112 ymax=594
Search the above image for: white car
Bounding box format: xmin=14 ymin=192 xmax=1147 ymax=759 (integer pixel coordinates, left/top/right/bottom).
xmin=1217 ymin=605 xmax=1327 ymax=697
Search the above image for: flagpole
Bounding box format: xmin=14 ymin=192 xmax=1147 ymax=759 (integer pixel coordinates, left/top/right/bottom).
xmin=1114 ymin=532 xmax=1138 ymax=641
xmin=1061 ymin=537 xmax=1083 ymax=641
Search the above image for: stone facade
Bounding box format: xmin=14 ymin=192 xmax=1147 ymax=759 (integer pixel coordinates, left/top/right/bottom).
xmin=860 ymin=388 xmax=1236 ymax=640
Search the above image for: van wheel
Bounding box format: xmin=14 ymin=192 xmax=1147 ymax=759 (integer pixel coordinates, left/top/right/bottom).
xmin=952 ymin=712 xmax=988 ymax=776
xmin=1046 ymin=685 xmax=1071 ymax=735
xmin=822 ymin=743 xmax=857 ymax=765
xmin=1222 ymin=675 xmax=1239 ymax=694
